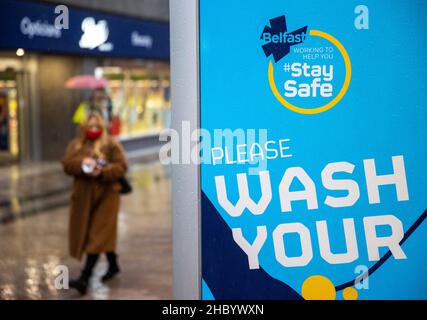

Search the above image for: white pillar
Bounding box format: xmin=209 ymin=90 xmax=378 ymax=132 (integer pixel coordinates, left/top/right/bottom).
xmin=171 ymin=0 xmax=201 ymax=299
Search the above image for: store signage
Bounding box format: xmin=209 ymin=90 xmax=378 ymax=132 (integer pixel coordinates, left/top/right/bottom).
xmin=0 ymin=0 xmax=169 ymax=59
xmin=200 ymin=0 xmax=427 ymax=300
xmin=20 ymin=16 xmax=62 ymax=39
xmin=79 ymin=17 xmax=112 ymax=51
xmin=131 ymin=31 xmax=153 ymax=49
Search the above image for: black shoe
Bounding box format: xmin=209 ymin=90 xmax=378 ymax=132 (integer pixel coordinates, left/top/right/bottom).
xmin=101 ymin=266 xmax=120 ymax=282
xmin=69 ymin=277 xmax=89 ymax=295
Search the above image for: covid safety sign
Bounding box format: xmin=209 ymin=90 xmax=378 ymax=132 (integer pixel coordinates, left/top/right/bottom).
xmin=199 ymin=0 xmax=427 ymax=299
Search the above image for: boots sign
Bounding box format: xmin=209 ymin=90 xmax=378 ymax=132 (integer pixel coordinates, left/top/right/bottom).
xmin=0 ymin=0 xmax=169 ymax=60
xmin=199 ymin=0 xmax=427 ymax=300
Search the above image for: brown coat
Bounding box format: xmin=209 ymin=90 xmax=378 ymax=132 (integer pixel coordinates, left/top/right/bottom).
xmin=62 ymin=138 xmax=128 ymax=260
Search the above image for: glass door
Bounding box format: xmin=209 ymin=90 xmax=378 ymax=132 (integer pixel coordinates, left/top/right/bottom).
xmin=0 ymin=71 xmax=19 ymax=163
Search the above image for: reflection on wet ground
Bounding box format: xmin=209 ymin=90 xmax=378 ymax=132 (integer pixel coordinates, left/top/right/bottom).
xmin=0 ymin=161 xmax=172 ymax=299
xmin=0 ymin=163 xmax=72 ymax=223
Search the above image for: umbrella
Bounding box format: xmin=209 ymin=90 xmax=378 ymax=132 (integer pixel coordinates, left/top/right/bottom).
xmin=65 ymin=75 xmax=108 ymax=89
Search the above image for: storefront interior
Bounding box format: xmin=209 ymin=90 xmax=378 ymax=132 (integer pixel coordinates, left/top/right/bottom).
xmin=98 ymin=60 xmax=171 ymax=139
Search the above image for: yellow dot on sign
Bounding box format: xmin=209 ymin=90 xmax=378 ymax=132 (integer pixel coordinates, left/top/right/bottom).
xmin=301 ymin=275 xmax=336 ymax=300
xmin=343 ymin=287 xmax=358 ymax=300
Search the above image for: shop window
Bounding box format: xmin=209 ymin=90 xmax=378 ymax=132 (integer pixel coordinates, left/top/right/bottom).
xmin=100 ymin=63 xmax=171 ymax=139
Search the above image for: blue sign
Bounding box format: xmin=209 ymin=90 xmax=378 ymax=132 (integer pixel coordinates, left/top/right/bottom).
xmin=200 ymin=0 xmax=427 ymax=300
xmin=0 ymin=0 xmax=169 ymax=60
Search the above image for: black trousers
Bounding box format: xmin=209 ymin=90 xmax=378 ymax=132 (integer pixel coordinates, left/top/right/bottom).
xmin=81 ymin=251 xmax=118 ymax=280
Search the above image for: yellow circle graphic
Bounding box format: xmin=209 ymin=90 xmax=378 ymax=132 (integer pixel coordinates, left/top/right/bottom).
xmin=301 ymin=275 xmax=336 ymax=300
xmin=268 ymin=29 xmax=352 ymax=115
xmin=343 ymin=287 xmax=359 ymax=300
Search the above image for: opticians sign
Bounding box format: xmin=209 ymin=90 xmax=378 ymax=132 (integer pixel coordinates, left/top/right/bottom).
xmin=20 ymin=16 xmax=62 ymax=39
xmin=200 ymin=0 xmax=427 ymax=300
xmin=0 ymin=0 xmax=169 ymax=59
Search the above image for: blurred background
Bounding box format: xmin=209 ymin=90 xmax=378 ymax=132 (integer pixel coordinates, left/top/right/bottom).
xmin=0 ymin=0 xmax=172 ymax=299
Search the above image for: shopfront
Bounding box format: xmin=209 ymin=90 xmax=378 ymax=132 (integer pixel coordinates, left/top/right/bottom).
xmin=98 ymin=61 xmax=171 ymax=140
xmin=0 ymin=67 xmax=19 ymax=162
xmin=0 ymin=0 xmax=170 ymax=162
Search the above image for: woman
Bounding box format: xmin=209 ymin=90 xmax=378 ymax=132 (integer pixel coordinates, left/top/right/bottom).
xmin=72 ymin=87 xmax=113 ymax=128
xmin=62 ymin=112 xmax=127 ymax=295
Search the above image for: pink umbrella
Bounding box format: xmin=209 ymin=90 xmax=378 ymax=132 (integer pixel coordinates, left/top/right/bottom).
xmin=65 ymin=75 xmax=108 ymax=89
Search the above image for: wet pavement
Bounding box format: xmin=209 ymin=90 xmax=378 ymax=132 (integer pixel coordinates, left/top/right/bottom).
xmin=0 ymin=161 xmax=172 ymax=300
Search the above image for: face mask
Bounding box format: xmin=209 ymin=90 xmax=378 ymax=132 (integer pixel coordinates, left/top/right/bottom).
xmin=86 ymin=128 xmax=103 ymax=140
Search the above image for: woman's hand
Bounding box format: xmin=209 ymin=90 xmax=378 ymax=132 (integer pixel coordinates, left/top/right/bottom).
xmin=82 ymin=157 xmax=97 ymax=167
xmin=82 ymin=157 xmax=102 ymax=177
